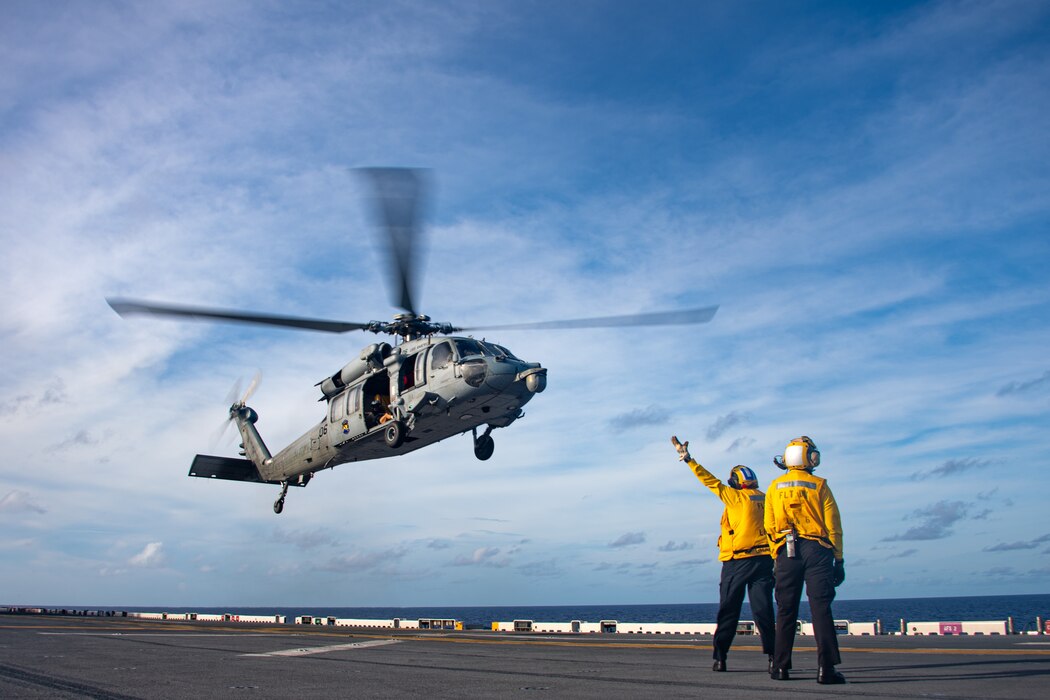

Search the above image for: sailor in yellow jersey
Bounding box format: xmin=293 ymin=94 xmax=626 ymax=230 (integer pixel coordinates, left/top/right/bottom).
xmin=672 ymin=436 xmax=774 ymax=673
xmin=765 ymin=436 xmax=846 ymax=685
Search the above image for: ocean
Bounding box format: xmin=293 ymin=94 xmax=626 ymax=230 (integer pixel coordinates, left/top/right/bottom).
xmin=112 ymin=594 xmax=1050 ymax=631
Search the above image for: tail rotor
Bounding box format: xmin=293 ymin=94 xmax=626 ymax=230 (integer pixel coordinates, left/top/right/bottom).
xmin=212 ymin=371 xmax=262 ymax=447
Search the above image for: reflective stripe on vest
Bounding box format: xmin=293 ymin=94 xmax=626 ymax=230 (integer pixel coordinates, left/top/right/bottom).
xmin=777 ymin=481 xmax=817 ymax=490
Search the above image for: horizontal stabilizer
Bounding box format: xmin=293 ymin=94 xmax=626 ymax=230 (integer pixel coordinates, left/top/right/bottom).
xmin=190 ymin=455 xmax=267 ymax=483
xmin=190 ymin=455 xmax=310 ymax=487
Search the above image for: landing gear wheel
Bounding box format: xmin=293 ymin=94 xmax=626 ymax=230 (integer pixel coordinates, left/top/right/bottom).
xmin=273 ymin=481 xmax=289 ymax=515
xmin=474 ymin=433 xmax=495 ymax=461
xmin=384 ymin=420 xmax=405 ymax=448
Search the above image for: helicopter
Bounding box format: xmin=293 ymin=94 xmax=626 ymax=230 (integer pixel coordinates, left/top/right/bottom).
xmin=108 ymin=168 xmax=718 ymax=514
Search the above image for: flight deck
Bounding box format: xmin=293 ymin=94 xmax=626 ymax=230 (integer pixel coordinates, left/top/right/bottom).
xmin=2 ymin=613 xmax=1049 ymax=699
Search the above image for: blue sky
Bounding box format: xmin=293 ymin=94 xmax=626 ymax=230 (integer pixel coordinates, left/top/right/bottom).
xmin=1 ymin=0 xmax=1048 ymax=608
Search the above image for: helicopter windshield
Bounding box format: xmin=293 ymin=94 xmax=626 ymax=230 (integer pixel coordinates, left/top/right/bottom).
xmin=487 ymin=343 xmax=520 ymax=360
xmin=453 ymin=338 xmax=488 ymax=359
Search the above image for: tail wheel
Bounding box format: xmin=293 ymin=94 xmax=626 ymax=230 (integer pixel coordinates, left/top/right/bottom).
xmin=384 ymin=420 xmax=405 ymax=448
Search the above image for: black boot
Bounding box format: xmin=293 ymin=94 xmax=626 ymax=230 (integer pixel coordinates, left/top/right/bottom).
xmin=712 ymin=659 xmax=726 ymax=672
xmin=770 ymin=668 xmax=790 ymax=680
xmin=817 ymin=666 xmax=846 ymax=684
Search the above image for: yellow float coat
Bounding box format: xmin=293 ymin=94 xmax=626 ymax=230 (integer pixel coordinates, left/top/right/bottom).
xmin=687 ymin=459 xmax=770 ymax=562
xmin=764 ymin=468 xmax=843 ymax=560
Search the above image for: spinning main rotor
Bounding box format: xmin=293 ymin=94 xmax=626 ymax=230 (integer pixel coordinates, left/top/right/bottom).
xmin=107 ymin=168 xmax=718 ymax=340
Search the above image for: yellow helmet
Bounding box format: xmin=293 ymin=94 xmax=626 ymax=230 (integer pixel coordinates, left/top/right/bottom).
xmin=728 ymin=465 xmax=758 ymax=490
xmin=776 ymin=436 xmax=820 ymax=471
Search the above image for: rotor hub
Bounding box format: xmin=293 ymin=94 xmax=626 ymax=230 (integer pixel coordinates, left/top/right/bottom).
xmin=366 ymin=313 xmax=457 ymax=340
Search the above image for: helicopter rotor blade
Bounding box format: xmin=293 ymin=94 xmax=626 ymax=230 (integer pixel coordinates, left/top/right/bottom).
xmin=107 ymin=298 xmax=373 ymax=334
xmin=456 ymin=305 xmax=719 ymax=332
xmin=212 ymin=376 xmax=245 ymax=448
xmin=357 ymin=167 xmax=426 ymax=316
xmin=224 ymin=377 xmax=243 ymax=408
xmin=240 ymin=370 xmax=262 ymax=405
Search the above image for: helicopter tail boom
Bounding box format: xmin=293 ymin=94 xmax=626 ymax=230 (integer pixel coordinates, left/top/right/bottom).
xmin=227 ymin=405 xmax=276 ymax=476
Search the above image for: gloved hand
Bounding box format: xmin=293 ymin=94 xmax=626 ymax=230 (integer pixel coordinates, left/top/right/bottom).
xmin=833 ymin=559 xmax=845 ymax=587
xmin=671 ymin=436 xmax=691 ymax=462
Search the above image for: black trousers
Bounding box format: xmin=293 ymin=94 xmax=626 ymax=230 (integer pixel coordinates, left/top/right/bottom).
xmin=713 ymin=555 xmax=775 ymax=660
xmin=772 ymin=538 xmax=841 ymax=670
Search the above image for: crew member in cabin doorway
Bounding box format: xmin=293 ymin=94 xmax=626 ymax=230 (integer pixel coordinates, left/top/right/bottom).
xmin=765 ymin=436 xmax=846 ymax=685
xmin=672 ymin=436 xmax=775 ymax=673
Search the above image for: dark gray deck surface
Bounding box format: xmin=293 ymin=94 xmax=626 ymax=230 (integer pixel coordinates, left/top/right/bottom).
xmin=2 ymin=614 xmax=1049 ymax=698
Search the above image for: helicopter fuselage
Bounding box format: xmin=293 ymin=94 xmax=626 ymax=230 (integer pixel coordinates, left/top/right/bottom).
xmin=238 ymin=335 xmax=546 ymax=486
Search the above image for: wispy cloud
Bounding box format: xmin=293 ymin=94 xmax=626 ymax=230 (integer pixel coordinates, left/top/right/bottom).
xmin=272 ymin=527 xmax=339 ymax=550
xmin=0 ymin=490 xmax=46 ymax=514
xmin=315 ymin=548 xmax=408 ymax=573
xmin=451 ymin=546 xmax=508 ymax=568
xmin=910 ymin=457 xmax=991 ymax=481
xmin=671 ymin=559 xmax=711 ymax=569
xmin=609 ymin=532 xmax=646 ymax=548
xmin=883 ymin=501 xmax=981 ymax=541
xmin=607 ymin=405 xmax=668 ymax=431
xmin=727 ymin=437 xmax=755 ymax=452
xmin=516 ymin=559 xmax=562 ymax=578
xmin=996 ymin=370 xmax=1050 ymax=396
xmin=49 ymin=429 xmax=101 ymax=452
xmin=983 ymin=540 xmax=1037 ymax=552
xmin=657 ymin=541 xmax=693 ymax=552
xmin=706 ymin=411 xmax=748 ymax=442
xmin=129 ymin=542 xmax=165 ymax=568
xmin=983 ymin=533 xmax=1050 ymax=552
xmin=0 ymin=380 xmax=67 ymax=416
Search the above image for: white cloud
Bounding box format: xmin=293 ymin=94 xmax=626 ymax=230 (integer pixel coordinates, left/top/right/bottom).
xmin=0 ymin=490 xmax=46 ymax=515
xmin=128 ymin=542 xmax=166 ymax=568
xmin=451 ymin=547 xmax=507 ymax=568
xmin=609 ymin=532 xmax=647 ymax=548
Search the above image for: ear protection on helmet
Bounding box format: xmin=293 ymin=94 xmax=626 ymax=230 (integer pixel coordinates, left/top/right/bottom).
xmin=728 ymin=465 xmax=758 ymax=490
xmin=781 ymin=436 xmax=820 ymax=470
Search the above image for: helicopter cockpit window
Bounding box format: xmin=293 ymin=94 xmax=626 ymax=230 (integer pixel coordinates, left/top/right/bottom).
xmin=490 ymin=343 xmax=520 ymax=361
xmin=430 ymin=342 xmax=452 ymax=370
xmin=453 ymin=338 xmax=486 ymax=359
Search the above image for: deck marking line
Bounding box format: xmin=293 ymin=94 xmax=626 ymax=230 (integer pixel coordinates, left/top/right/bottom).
xmin=243 ymin=639 xmax=401 ymax=657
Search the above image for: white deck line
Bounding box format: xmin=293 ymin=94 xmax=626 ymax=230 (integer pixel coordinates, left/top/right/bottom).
xmin=242 ymin=639 xmax=401 ymax=657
